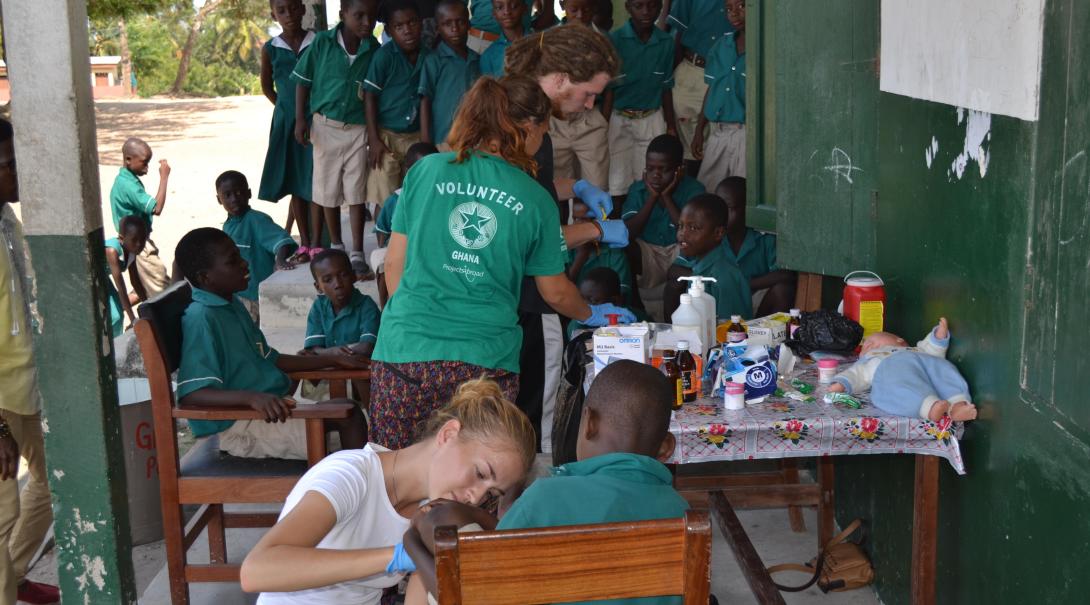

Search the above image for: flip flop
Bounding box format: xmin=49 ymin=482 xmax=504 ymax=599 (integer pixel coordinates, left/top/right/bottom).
xmin=288 ymin=246 xmax=311 ymax=264
xmin=351 ymin=255 xmax=375 ymax=281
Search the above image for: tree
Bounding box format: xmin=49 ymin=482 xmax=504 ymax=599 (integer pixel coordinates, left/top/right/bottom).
xmin=169 ymin=0 xmax=227 ymax=95
xmin=87 ymin=0 xmax=171 ymax=96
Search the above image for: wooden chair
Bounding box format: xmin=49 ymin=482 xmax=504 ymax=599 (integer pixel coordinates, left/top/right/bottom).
xmin=433 ymin=510 xmax=712 ymax=605
xmin=134 ymin=281 xmax=370 ymax=604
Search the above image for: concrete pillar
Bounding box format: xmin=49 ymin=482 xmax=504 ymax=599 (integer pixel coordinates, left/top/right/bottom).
xmin=306 ymin=0 xmax=329 ymax=31
xmin=1 ymin=1 xmax=136 ymax=603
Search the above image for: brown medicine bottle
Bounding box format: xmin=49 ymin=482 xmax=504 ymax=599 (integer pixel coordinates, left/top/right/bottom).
xmin=677 ymin=340 xmax=698 ymax=403
xmin=660 ymin=350 xmax=683 ymax=410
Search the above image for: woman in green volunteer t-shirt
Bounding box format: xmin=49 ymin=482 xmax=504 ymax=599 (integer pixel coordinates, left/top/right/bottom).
xmin=370 ymin=75 xmax=634 ymax=448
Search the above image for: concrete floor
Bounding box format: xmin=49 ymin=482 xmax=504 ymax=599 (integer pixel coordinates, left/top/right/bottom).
xmin=123 ymin=505 xmax=880 ymax=604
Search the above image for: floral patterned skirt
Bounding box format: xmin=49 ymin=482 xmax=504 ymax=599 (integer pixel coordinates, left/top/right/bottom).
xmin=369 ymin=360 xmax=519 ymax=449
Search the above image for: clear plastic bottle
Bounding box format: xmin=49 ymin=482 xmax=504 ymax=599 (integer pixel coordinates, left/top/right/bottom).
xmin=671 ymin=294 xmax=705 ymax=352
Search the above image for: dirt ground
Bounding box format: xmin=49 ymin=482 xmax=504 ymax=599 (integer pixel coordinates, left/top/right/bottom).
xmin=94 ymin=95 xmax=294 ymax=273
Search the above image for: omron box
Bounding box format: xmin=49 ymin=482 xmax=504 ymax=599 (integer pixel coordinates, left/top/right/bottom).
xmin=593 ymin=325 xmax=650 ymax=374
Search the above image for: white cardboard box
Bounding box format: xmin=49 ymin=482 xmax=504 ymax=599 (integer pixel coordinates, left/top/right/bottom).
xmin=593 ymin=325 xmax=650 ymax=373
xmin=745 ymin=315 xmax=788 ymax=347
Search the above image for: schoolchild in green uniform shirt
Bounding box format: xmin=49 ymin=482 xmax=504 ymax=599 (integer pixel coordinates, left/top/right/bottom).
xmin=371 ymin=76 xmax=632 ymax=449
xmin=173 ymin=228 xmax=367 ymax=460
xmin=666 ymin=0 xmax=733 ymax=166
xmin=693 ymin=0 xmax=746 ymax=191
xmin=372 ymin=142 xmax=439 ymax=308
xmin=104 ymin=217 xmax=148 ymax=338
xmin=716 ymin=176 xmax=795 ymax=316
xmin=363 ymin=1 xmax=427 ymax=208
xmin=621 ymin=134 xmax=705 ymax=296
xmin=665 ymin=193 xmax=751 ymax=321
xmin=568 ymin=244 xmax=636 ymax=306
xmin=291 ymin=0 xmax=380 ymax=278
xmin=604 ymin=0 xmax=678 ymax=197
xmin=419 ymin=0 xmax=481 ymax=146
xmin=216 ymin=171 xmax=298 ymax=315
xmin=259 ymin=0 xmax=318 ymax=262
xmin=109 ymin=137 xmax=172 ymax=296
xmin=479 ymin=0 xmax=531 ymax=76
xmin=467 ymin=0 xmax=534 ymax=55
xmin=565 ymin=266 xmax=650 ymax=339
xmin=304 ymin=250 xmax=382 ymax=355
xmin=403 ymin=360 xmax=691 ymax=605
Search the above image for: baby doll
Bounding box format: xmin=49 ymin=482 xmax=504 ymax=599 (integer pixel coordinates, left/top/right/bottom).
xmin=827 ymin=318 xmax=978 ymax=422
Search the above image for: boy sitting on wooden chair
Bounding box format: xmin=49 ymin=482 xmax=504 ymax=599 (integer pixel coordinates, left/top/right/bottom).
xmin=174 ymin=227 xmax=369 ymax=459
xmin=403 ymin=359 xmax=689 ymax=605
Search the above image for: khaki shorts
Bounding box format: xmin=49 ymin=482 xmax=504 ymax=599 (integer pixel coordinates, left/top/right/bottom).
xmin=366 ymin=129 xmax=421 ymax=205
xmin=696 ymin=122 xmax=746 ymax=191
xmin=311 ymin=113 xmax=368 ymax=208
xmin=673 ymin=59 xmax=709 ymax=161
xmin=218 ymin=399 xmax=341 ymax=459
xmin=608 ymin=109 xmax=667 ymax=195
xmin=135 ymin=238 xmax=171 ymax=297
xmin=550 ymin=109 xmax=609 ymax=191
xmin=635 ymin=239 xmax=679 ymax=290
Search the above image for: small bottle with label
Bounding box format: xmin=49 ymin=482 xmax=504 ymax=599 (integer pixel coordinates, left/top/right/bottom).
xmin=727 ymin=315 xmax=748 ymax=344
xmin=660 ymin=350 xmax=683 ymax=410
xmin=677 ymin=340 xmax=698 ymax=403
xmin=788 ymin=309 xmax=802 ymax=338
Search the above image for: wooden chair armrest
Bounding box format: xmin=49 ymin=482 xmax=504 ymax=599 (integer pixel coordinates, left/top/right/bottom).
xmin=287 ymin=369 xmax=371 ymax=382
xmin=173 ymin=402 xmax=355 ymax=420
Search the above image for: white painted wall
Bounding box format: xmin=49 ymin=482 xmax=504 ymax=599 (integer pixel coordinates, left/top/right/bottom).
xmin=879 ymin=0 xmax=1046 ymax=122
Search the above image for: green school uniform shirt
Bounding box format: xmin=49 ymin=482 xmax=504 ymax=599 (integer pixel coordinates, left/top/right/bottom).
xmin=362 ymin=41 xmax=428 ymax=133
xmin=702 ymin=32 xmax=745 ymax=124
xmin=109 ymin=167 xmax=157 ymax=232
xmin=609 ymin=21 xmax=675 ymax=111
xmin=675 ymin=243 xmax=753 ymax=319
xmin=723 ymin=227 xmax=777 ymax=281
xmin=568 ymin=247 xmax=634 ymax=300
xmin=104 ymin=237 xmax=132 ymax=337
xmin=222 ymin=209 xmax=297 ymax=302
xmin=304 ymin=289 xmax=381 ymax=349
xmin=496 ymin=453 xmax=688 ymax=605
xmin=372 ymin=190 xmax=399 ymax=247
xmin=667 ymin=0 xmax=733 ymax=59
xmin=291 ymin=24 xmax=379 ymax=125
xmin=418 ymin=41 xmax=481 ymax=144
xmin=372 ymin=152 xmax=567 ymax=373
xmin=479 ymin=33 xmax=514 ymax=77
xmin=175 ymin=287 xmax=291 ymax=437
xmin=469 ymin=0 xmax=533 ymax=36
xmin=621 ymin=176 xmax=706 ymax=247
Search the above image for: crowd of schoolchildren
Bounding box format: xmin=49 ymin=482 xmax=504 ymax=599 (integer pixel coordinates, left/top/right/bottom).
xmin=79 ymin=0 xmax=789 ymax=602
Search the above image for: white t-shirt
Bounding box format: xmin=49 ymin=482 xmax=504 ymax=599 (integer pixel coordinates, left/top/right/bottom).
xmin=257 ymin=445 xmax=412 ymax=605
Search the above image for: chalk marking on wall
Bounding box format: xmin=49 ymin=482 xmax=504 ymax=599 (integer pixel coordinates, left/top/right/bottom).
xmin=925 ymin=136 xmax=939 ymax=168
xmin=822 ymin=147 xmax=863 ymax=190
xmin=53 ymin=469 xmax=65 ymax=479
xmin=1059 ymin=150 xmax=1087 ymax=246
xmin=949 ymin=108 xmax=992 ymax=180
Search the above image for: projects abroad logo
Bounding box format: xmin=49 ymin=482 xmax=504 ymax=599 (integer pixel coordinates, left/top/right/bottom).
xmin=448 ymin=202 xmax=497 ymax=249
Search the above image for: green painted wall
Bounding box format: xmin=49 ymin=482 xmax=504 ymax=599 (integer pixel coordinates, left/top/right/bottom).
xmin=826 ymin=1 xmax=1090 ymax=602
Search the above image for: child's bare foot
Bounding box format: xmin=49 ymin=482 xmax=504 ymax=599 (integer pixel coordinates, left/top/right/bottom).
xmin=928 ymin=399 xmax=978 ymax=422
xmin=948 ymin=401 xmax=977 ymax=421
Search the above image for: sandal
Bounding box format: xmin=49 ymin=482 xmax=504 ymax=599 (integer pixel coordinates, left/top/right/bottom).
xmin=350 ymin=254 xmax=375 ymax=281
xmin=288 ymin=246 xmax=312 ymax=264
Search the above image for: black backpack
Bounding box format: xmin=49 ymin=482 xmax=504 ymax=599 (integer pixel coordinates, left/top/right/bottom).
xmin=551 ymin=331 xmax=594 ymax=466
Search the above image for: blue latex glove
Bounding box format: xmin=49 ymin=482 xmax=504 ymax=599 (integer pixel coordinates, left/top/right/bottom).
xmin=573 ymin=179 xmax=613 ymax=219
xmin=584 ymin=303 xmax=638 ymax=327
xmin=596 ymin=219 xmax=629 ymax=248
xmin=386 ymin=542 xmax=416 ymax=574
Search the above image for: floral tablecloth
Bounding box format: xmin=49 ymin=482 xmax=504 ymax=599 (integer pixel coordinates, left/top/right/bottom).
xmin=668 ymin=364 xmax=967 ymax=474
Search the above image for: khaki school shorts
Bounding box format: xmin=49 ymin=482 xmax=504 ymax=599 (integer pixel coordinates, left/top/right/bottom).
xmin=311 ymin=113 xmax=368 ymax=208
xmin=636 ymin=239 xmax=679 ymax=290
xmin=608 ymin=109 xmax=667 ymax=195
xmin=365 ymin=129 xmax=421 ymax=205
xmin=696 ymin=122 xmax=746 ymax=191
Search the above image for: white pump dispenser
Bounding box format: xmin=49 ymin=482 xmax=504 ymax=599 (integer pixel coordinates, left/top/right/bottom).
xmin=671 ymin=294 xmax=705 ymax=354
xmin=678 ymin=276 xmax=717 ymax=348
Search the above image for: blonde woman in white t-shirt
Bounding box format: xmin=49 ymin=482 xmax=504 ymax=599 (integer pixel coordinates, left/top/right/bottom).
xmin=241 ymin=378 xmax=537 ymax=604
